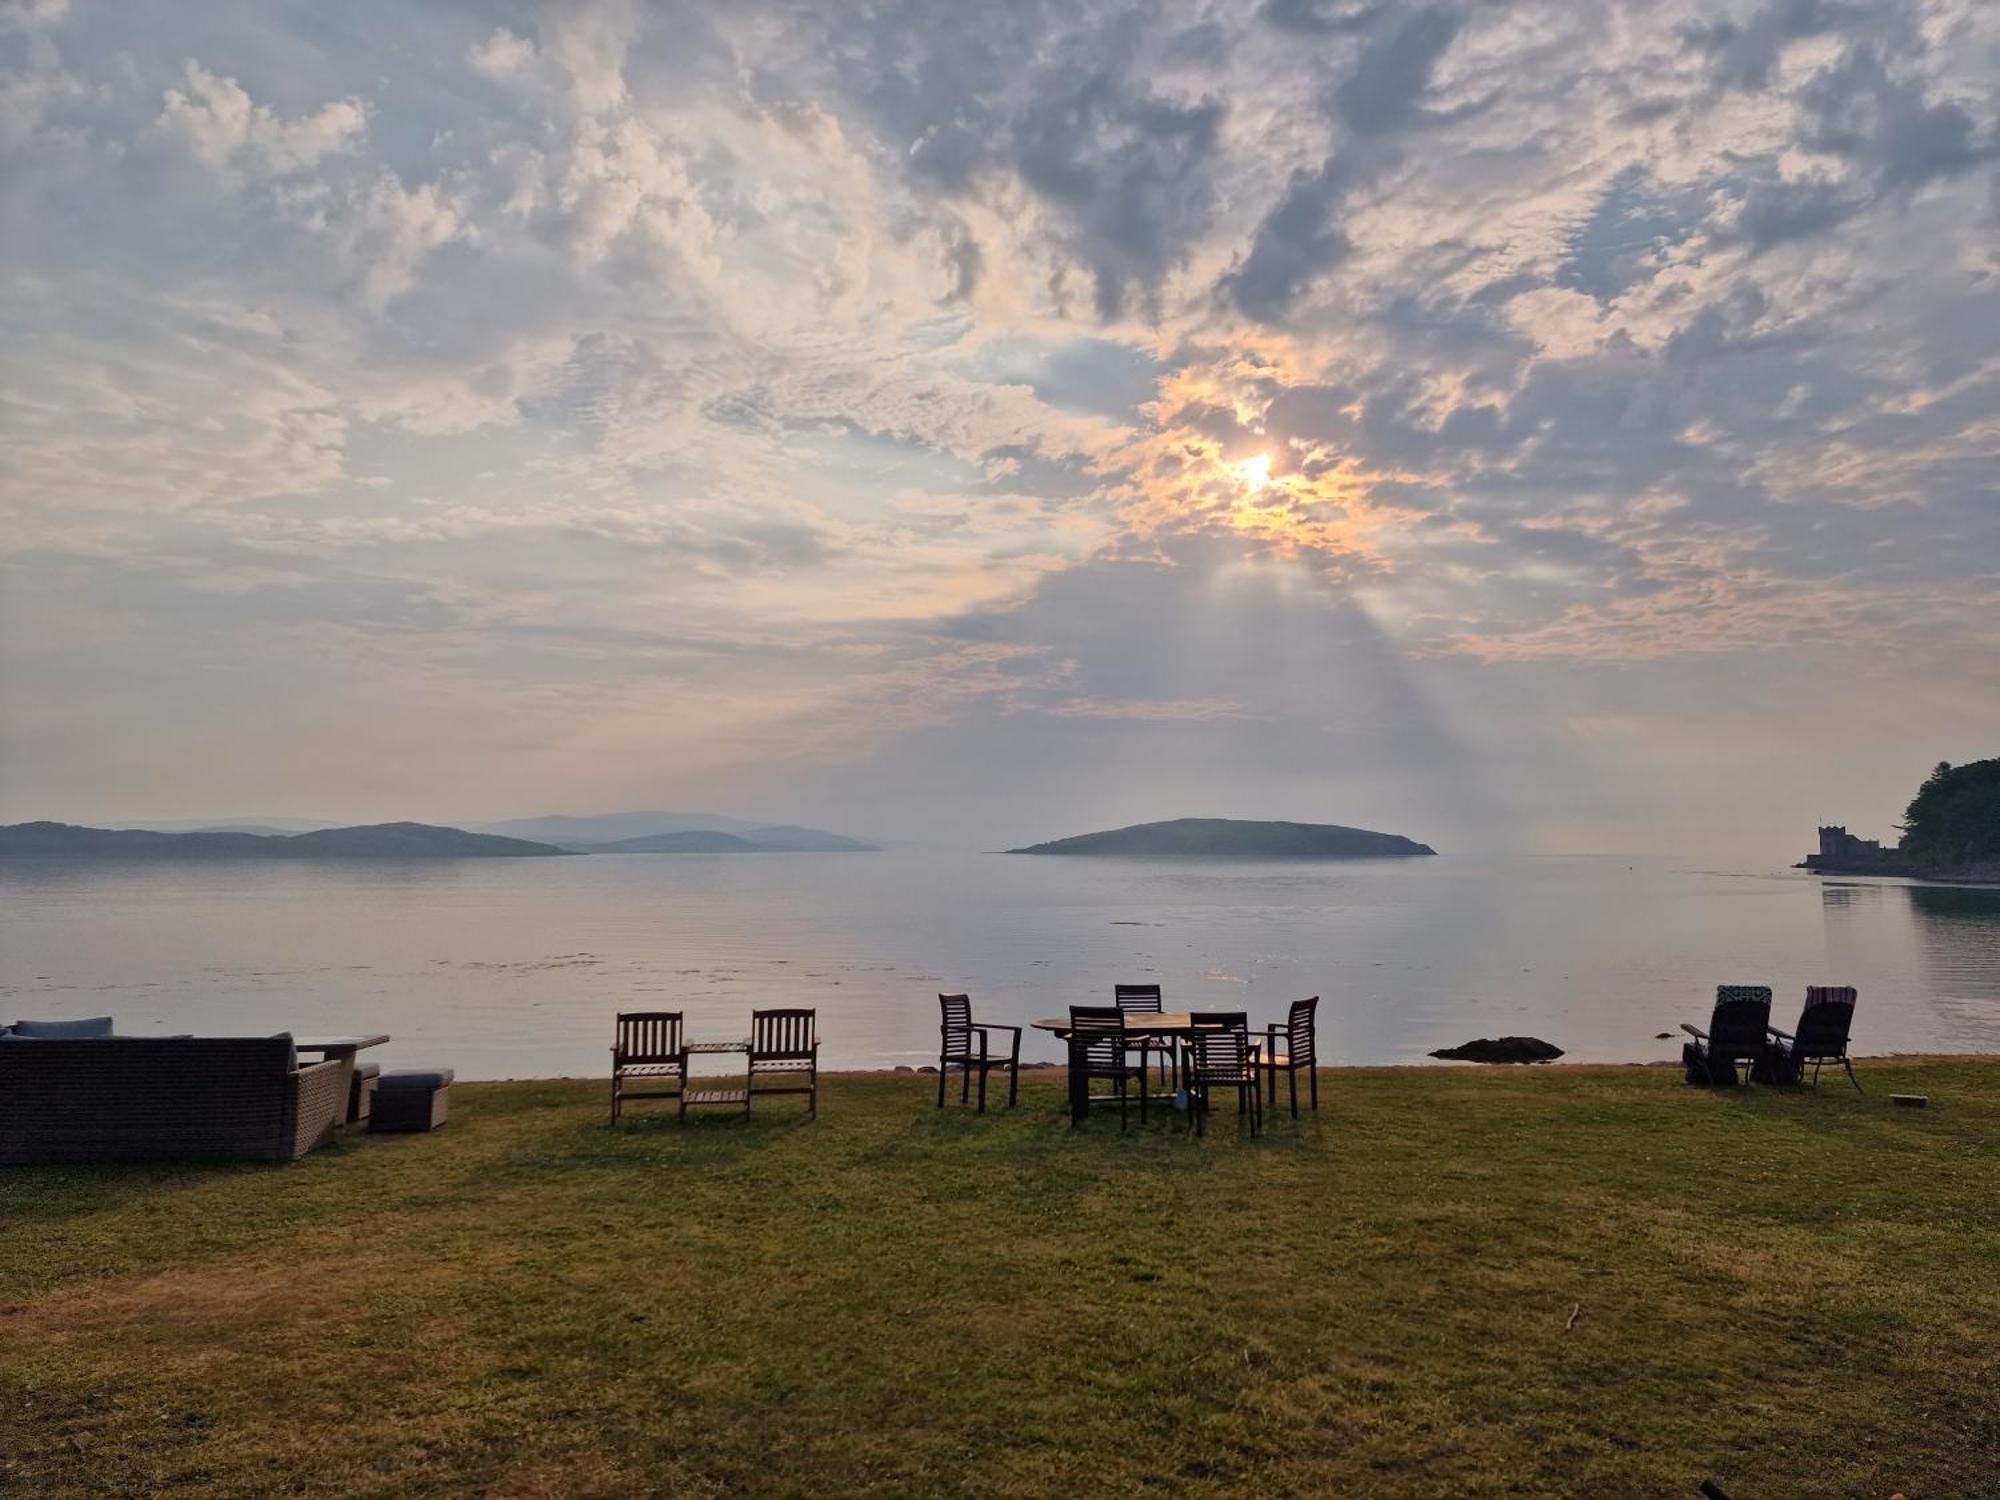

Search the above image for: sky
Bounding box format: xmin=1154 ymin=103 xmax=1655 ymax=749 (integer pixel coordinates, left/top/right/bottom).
xmin=1 ymin=0 xmax=1995 ymax=854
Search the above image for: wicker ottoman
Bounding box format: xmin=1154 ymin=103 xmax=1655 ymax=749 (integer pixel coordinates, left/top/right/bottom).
xmin=368 ymin=1068 xmax=453 ymax=1132
xmin=347 ymin=1061 xmax=381 ymax=1124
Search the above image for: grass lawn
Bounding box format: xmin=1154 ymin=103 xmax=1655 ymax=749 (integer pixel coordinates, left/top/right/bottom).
xmin=3 ymin=1060 xmax=1995 ymax=1498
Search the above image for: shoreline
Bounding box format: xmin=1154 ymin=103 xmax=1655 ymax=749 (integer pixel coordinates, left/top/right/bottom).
xmin=1800 ymin=862 xmax=2000 ymax=885
xmin=452 ymin=1052 xmax=1998 ymax=1085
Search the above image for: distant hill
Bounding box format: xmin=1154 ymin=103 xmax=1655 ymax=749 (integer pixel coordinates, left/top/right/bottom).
xmin=1009 ymin=818 xmax=1436 ymax=859
xmin=483 ymin=811 xmax=875 ymax=852
xmin=475 ymin=811 xmax=757 ymax=844
xmin=736 ymin=825 xmax=877 ymax=852
xmin=581 ymin=825 xmax=876 ymax=854
xmin=0 ymin=821 xmax=566 ymax=859
xmin=123 ymin=816 xmax=337 ymax=834
xmin=584 ymin=830 xmax=761 ymax=854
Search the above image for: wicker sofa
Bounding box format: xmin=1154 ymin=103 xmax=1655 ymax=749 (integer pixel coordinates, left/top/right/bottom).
xmin=0 ymin=1037 xmax=350 ymax=1165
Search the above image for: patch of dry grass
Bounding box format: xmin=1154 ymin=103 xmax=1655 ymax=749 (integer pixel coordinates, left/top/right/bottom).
xmin=2 ymin=1060 xmax=1995 ymax=1497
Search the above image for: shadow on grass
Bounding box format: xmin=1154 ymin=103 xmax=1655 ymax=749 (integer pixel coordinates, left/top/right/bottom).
xmin=0 ymin=1139 xmax=372 ymax=1227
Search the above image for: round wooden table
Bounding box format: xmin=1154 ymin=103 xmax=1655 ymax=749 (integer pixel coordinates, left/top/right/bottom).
xmin=1030 ymin=1014 xmax=1259 ymax=1118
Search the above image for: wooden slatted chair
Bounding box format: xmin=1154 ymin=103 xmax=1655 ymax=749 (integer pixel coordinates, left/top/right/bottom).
xmin=1255 ymin=996 xmax=1320 ymax=1118
xmin=1679 ymin=985 xmax=1772 ymax=1086
xmin=936 ymin=993 xmax=1021 ymax=1111
xmin=1764 ymin=986 xmax=1862 ymax=1090
xmin=1067 ymin=1005 xmax=1148 ymax=1129
xmin=1116 ymin=983 xmax=1170 ymax=1085
xmin=748 ymin=1008 xmax=818 ymax=1116
xmin=1185 ymin=1019 xmax=1261 ymax=1137
xmin=1181 ymin=1009 xmax=1244 ymax=1079
xmin=610 ymin=1011 xmax=687 ymax=1124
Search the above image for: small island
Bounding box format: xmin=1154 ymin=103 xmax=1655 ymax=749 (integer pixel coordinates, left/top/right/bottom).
xmin=1008 ymin=817 xmax=1436 ymax=859
xmin=0 ymin=821 xmax=567 ymax=860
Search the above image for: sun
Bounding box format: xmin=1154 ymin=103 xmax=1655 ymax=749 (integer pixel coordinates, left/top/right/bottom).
xmin=1236 ymin=453 xmax=1273 ymax=492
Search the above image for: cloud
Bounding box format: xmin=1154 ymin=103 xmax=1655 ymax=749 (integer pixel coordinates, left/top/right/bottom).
xmin=0 ymin=0 xmax=1995 ymax=847
xmin=1327 ymin=4 xmax=1464 ymax=135
xmin=1797 ymin=43 xmax=1994 ymax=190
xmin=150 ymin=61 xmax=364 ymax=182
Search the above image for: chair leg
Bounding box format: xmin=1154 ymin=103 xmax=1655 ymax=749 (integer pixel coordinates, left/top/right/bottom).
xmin=1844 ymin=1057 xmax=1862 ymax=1093
xmin=937 ymin=1061 xmax=947 ymax=1108
xmin=1118 ymin=1075 xmax=1129 ymax=1131
xmin=1288 ymin=1064 xmax=1299 ymax=1120
xmin=961 ymin=1065 xmax=970 ymax=1104
xmin=610 ymin=1076 xmax=620 ymax=1125
xmin=977 ymin=1061 xmax=988 ymax=1113
xmin=1008 ymin=1055 xmax=1019 ymax=1108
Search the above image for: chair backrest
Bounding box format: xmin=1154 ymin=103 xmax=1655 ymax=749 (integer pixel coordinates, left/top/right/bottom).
xmin=0 ymin=1037 xmax=303 ymax=1164
xmin=1068 ymin=1004 xmax=1127 ymax=1071
xmin=1708 ymin=986 xmax=1773 ymax=1060
xmin=1187 ymin=1026 xmax=1251 ymax=1080
xmin=1793 ymin=986 xmax=1857 ymax=1058
xmin=614 ymin=1011 xmax=683 ymax=1065
xmin=939 ymin=993 xmax=973 ymax=1054
xmin=1285 ymin=996 xmax=1319 ymax=1060
xmin=1115 ymin=984 xmax=1163 ymax=1015
xmin=1188 ymin=1010 xmax=1248 ymax=1030
xmin=750 ymin=1008 xmax=816 ymax=1060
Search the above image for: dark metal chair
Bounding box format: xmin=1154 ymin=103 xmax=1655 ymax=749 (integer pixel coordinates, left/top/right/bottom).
xmin=936 ymin=993 xmax=1021 ymax=1111
xmin=610 ymin=1011 xmax=686 ymax=1123
xmin=1680 ymin=986 xmax=1772 ymax=1086
xmin=1184 ymin=1019 xmax=1261 ymax=1137
xmin=1067 ymin=1004 xmax=1148 ymax=1129
xmin=748 ymin=1008 xmax=818 ymax=1116
xmin=1115 ymin=983 xmax=1170 ymax=1086
xmin=1764 ymin=986 xmax=1861 ymax=1090
xmin=1255 ymin=996 xmax=1320 ymax=1118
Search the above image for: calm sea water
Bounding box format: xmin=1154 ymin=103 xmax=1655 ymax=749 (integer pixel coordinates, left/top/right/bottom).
xmin=1 ymin=852 xmax=1995 ymax=1079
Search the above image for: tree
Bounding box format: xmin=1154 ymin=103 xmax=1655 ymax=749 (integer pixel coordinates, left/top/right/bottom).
xmin=1898 ymin=757 xmax=2000 ymax=865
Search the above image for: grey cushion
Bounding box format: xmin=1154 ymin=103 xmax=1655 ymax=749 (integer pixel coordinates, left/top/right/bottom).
xmin=378 ymin=1067 xmax=454 ymax=1090
xmin=10 ymin=1015 xmax=115 ymax=1038
xmin=355 ymin=1061 xmax=382 ymax=1081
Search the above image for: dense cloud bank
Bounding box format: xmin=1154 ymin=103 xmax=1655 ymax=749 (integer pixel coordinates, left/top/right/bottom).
xmin=1 ymin=0 xmax=1994 ymax=847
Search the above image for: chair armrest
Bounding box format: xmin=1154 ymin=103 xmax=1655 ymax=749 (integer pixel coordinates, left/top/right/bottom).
xmin=1766 ymin=1026 xmax=1795 ymax=1041
xmin=969 ymin=1022 xmax=1022 ymax=1037
xmin=287 ymin=1059 xmax=350 ymax=1157
xmin=1679 ymin=1023 xmax=1707 ymax=1040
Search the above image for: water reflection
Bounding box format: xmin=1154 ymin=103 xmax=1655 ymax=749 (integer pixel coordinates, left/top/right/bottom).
xmin=6 ymin=854 xmax=1999 ymax=1077
xmin=1905 ymin=883 xmax=2000 ymax=1011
